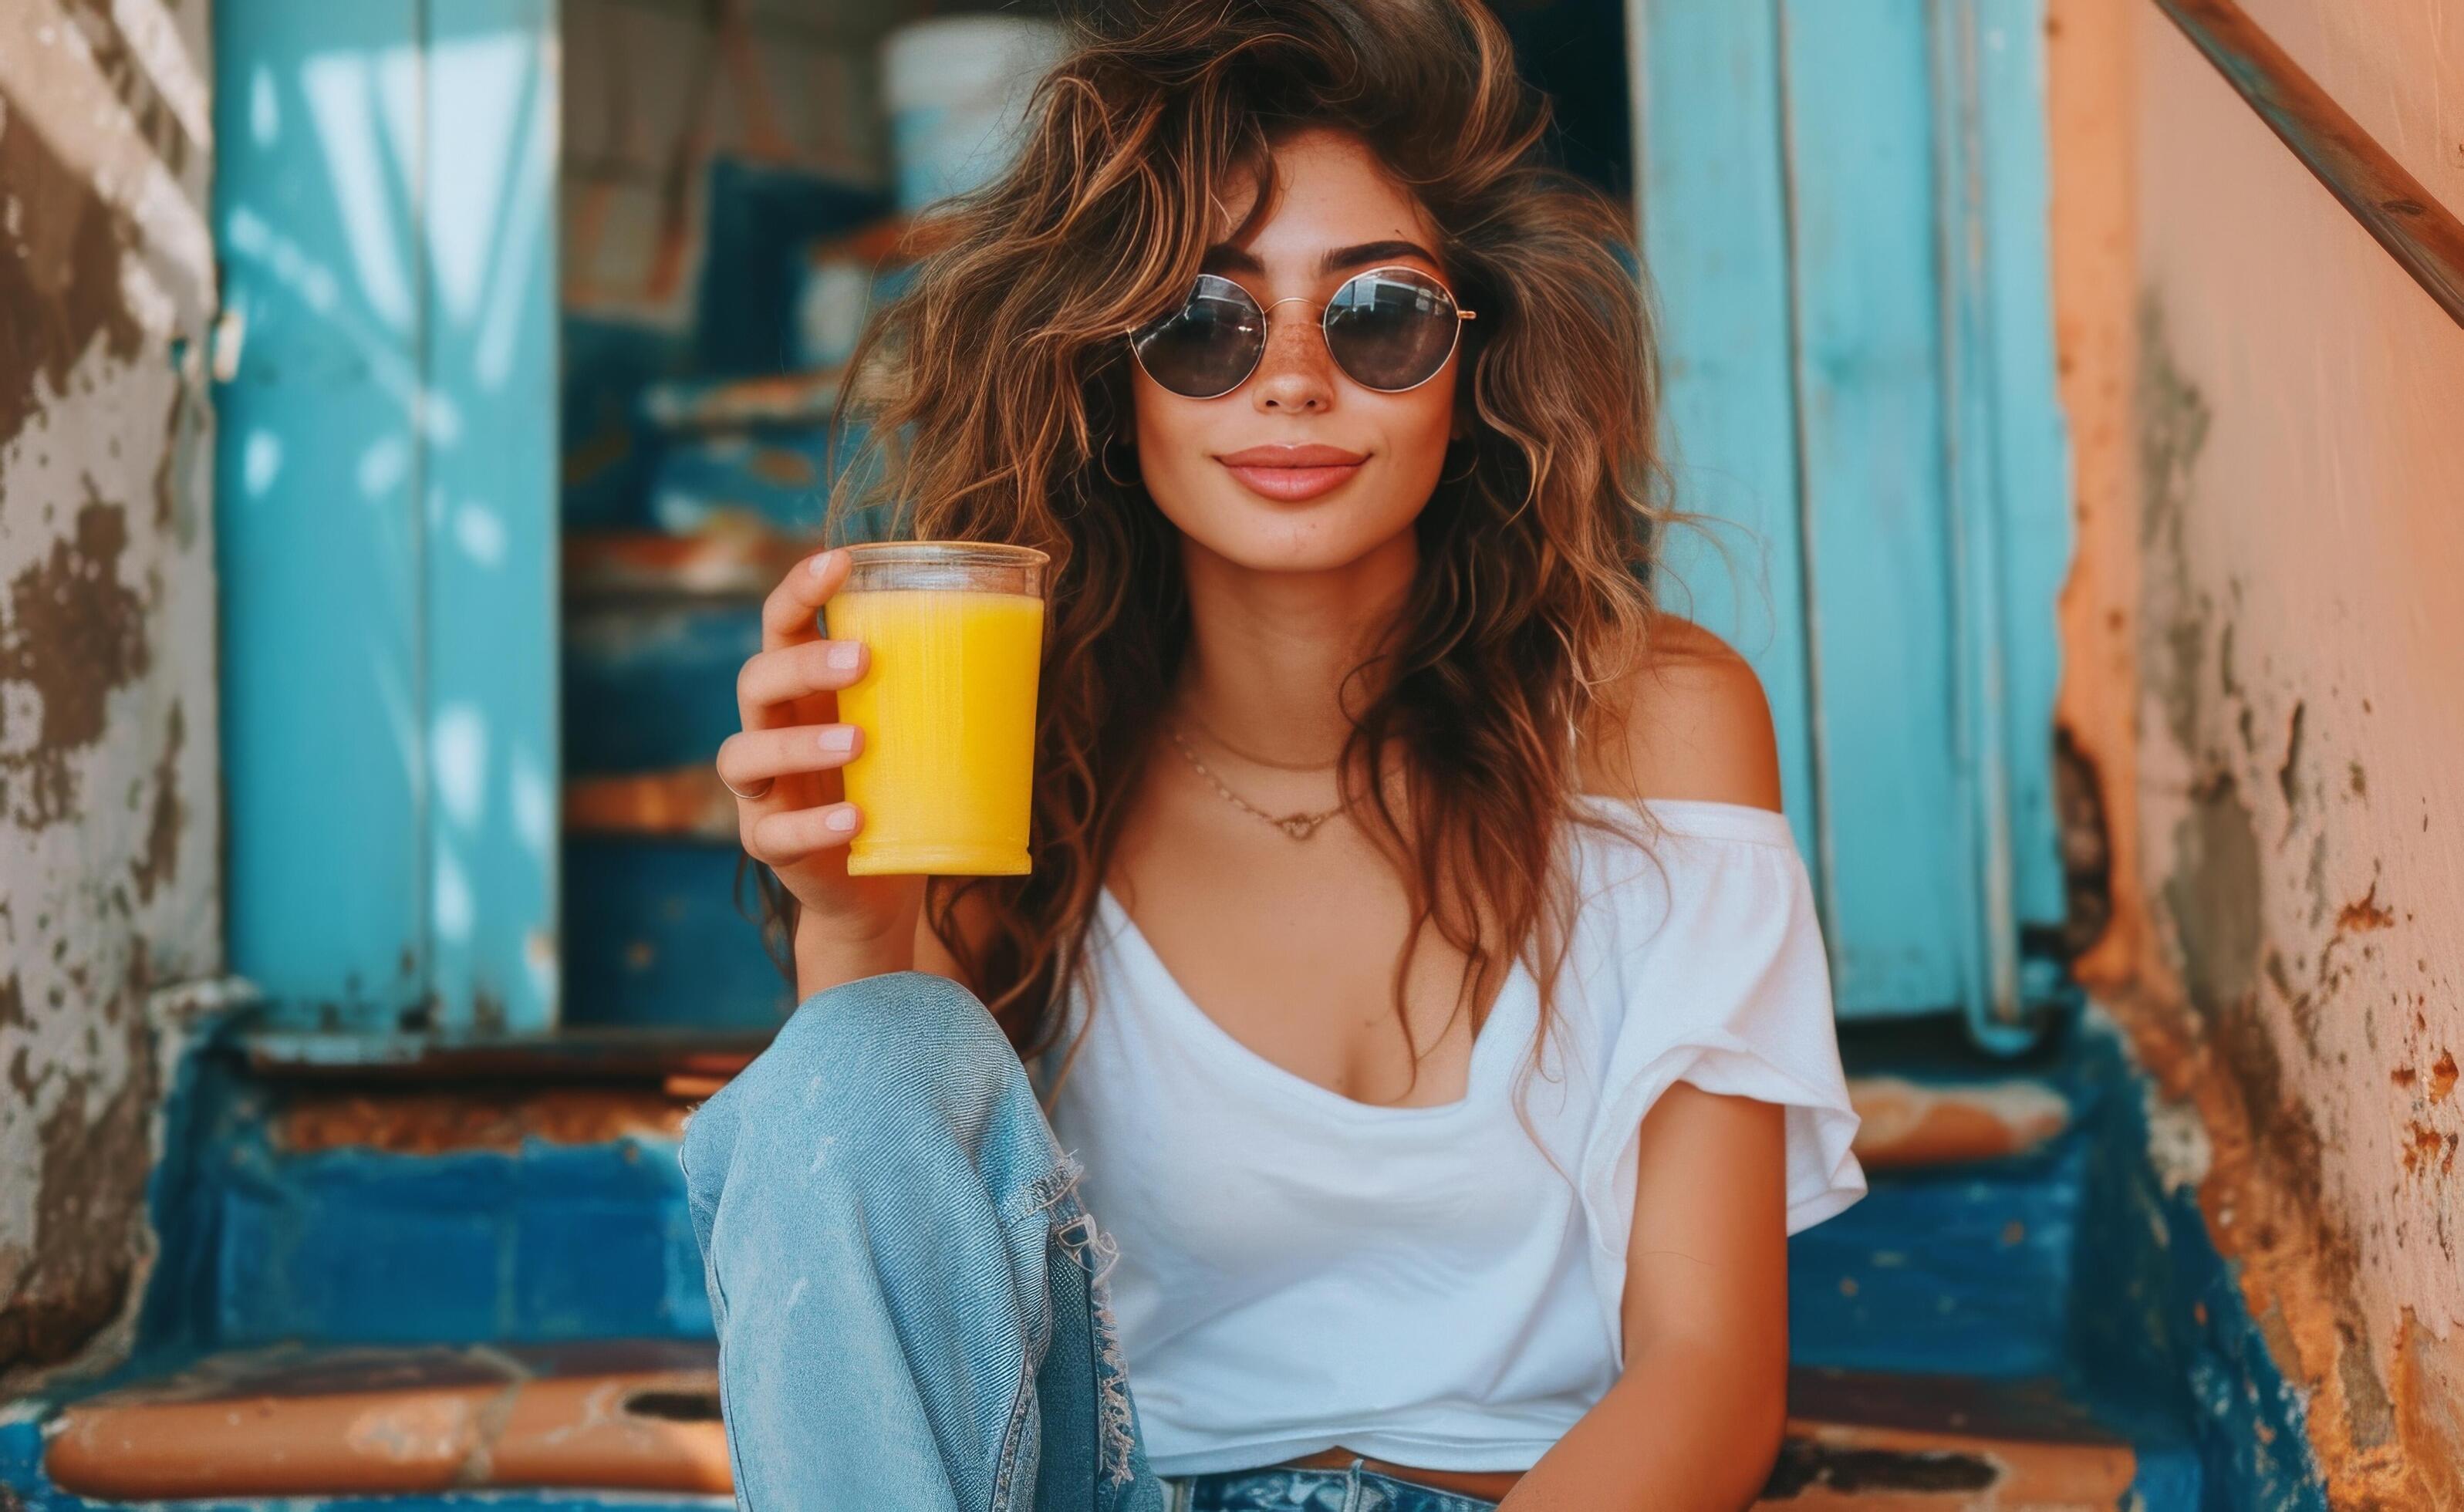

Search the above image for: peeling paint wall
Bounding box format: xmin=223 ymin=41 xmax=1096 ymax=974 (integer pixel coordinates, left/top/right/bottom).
xmin=0 ymin=0 xmax=223 ymax=1385
xmin=2050 ymin=0 xmax=2464 ymax=1503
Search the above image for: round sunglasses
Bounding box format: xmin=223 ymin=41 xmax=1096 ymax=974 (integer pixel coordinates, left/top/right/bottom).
xmin=1126 ymin=266 xmax=1477 ymax=399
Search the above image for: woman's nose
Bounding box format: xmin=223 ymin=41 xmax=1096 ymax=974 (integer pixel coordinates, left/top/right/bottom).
xmin=1249 ymin=301 xmax=1335 ymax=414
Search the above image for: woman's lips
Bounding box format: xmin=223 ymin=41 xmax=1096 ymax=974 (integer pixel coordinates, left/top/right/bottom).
xmin=1220 ymin=461 xmax=1365 ymax=501
xmin=1215 ymin=446 xmax=1369 ymax=502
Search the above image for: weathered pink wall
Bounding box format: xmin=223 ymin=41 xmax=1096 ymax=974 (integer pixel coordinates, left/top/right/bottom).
xmin=0 ymin=0 xmax=227 ymax=1388
xmin=2052 ymin=0 xmax=2464 ymax=1502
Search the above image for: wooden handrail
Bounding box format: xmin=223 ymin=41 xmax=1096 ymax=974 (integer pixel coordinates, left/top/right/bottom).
xmin=2155 ymin=0 xmax=2464 ymax=329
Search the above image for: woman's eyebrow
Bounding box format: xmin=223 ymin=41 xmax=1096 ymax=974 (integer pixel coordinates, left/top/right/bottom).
xmin=1318 ymin=238 xmax=1440 ymax=274
xmin=1197 ymin=238 xmax=1443 ymax=276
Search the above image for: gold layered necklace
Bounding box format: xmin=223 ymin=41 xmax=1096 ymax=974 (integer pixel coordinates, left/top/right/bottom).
xmin=1163 ymin=721 xmax=1352 ymax=841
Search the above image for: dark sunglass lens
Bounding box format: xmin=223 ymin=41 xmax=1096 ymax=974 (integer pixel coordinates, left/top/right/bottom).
xmin=1324 ymin=271 xmax=1460 ymax=390
xmin=1131 ymin=275 xmax=1264 ymax=397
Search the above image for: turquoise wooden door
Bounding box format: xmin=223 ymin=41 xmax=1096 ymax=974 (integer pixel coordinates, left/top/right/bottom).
xmin=215 ymin=0 xmax=560 ymax=1034
xmin=1632 ymin=0 xmax=2071 ymax=1047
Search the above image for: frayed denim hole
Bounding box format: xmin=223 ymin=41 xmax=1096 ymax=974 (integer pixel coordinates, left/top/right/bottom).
xmin=1051 ymin=1203 xmax=1136 ymax=1488
xmin=1002 ymin=1153 xmax=1084 ymax=1372
xmin=994 ymin=1151 xmax=1137 ymax=1492
xmin=1004 ymin=1152 xmax=1086 ymax=1227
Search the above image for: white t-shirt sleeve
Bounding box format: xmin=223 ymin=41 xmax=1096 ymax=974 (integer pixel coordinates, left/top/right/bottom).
xmin=1571 ymin=808 xmax=1866 ymax=1354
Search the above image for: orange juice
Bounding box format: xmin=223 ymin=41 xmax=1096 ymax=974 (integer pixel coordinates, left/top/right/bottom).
xmin=825 ymin=587 xmax=1045 ymax=875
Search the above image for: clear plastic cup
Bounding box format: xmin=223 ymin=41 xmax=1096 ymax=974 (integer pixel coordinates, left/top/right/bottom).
xmin=822 ymin=542 xmax=1049 ymax=875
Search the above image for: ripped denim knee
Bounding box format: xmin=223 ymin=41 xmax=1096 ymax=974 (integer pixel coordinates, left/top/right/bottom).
xmin=1058 ymin=1199 xmax=1139 ymax=1487
xmin=1011 ymin=1152 xmax=1142 ymax=1493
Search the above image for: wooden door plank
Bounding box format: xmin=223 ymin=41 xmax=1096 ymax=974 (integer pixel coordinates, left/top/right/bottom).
xmin=214 ymin=0 xmax=430 ymax=1027
xmin=1630 ymin=0 xmax=1824 ymax=881
xmin=420 ymin=0 xmax=563 ymax=1032
xmin=1932 ymin=0 xmax=2022 ymax=1043
xmin=1778 ymin=0 xmax=1968 ymax=1016
xmin=1967 ymin=0 xmax=2072 ymax=1019
xmin=1928 ymin=0 xmax=2073 ymax=1045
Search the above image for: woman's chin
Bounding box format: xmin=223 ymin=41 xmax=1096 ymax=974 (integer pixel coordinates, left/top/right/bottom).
xmin=1180 ymin=511 xmax=1413 ymax=578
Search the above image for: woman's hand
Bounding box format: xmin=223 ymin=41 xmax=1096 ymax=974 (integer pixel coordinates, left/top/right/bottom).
xmin=717 ymin=548 xmax=921 ymax=966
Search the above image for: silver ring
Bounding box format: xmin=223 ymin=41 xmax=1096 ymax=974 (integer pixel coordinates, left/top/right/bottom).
xmin=720 ymin=771 xmax=775 ymax=802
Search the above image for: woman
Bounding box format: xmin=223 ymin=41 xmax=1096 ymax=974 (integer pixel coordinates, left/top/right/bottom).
xmin=683 ymin=2 xmax=1865 ymax=1507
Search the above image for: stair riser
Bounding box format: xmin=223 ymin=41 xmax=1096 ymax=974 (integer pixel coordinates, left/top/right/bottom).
xmin=201 ymin=1136 xmax=2093 ymax=1366
xmin=1788 ymin=1138 xmax=2087 ymax=1378
xmin=212 ymin=1139 xmax=708 ymax=1347
xmin=563 ymin=839 xmax=795 ymax=1031
xmin=564 ymin=603 xmax=761 ymax=776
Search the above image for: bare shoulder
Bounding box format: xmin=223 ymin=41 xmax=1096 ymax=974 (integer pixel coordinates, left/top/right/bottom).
xmin=1576 ymin=612 xmax=1784 ymax=811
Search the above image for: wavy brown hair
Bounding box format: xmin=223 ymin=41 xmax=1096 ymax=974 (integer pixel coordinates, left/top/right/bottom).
xmin=754 ymin=0 xmax=1683 ymax=1091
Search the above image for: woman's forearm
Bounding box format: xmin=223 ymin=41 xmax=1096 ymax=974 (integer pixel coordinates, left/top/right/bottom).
xmin=792 ymin=907 xmax=917 ymax=999
xmin=1498 ymin=1338 xmax=1785 ymax=1512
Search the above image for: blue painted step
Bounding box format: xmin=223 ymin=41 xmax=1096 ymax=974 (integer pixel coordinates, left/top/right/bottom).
xmin=213 ymin=1133 xmax=711 ymax=1347
xmin=68 ymin=1008 xmax=2298 ymax=1506
xmin=1789 ymin=1123 xmax=2086 ymax=1379
xmin=562 ymin=837 xmax=795 ymax=1031
xmin=563 ymin=601 xmax=760 ymax=778
xmin=155 ymin=1066 xmax=2100 ymax=1371
xmin=638 ymin=382 xmax=879 ymax=539
xmin=166 ymin=1077 xmax=2089 ymax=1376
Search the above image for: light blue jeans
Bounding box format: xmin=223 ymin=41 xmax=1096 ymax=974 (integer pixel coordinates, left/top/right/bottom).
xmin=679 ymin=970 xmax=1500 ymax=1512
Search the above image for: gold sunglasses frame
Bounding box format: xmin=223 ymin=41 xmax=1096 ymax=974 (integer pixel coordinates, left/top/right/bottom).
xmin=1124 ymin=265 xmax=1478 ymax=398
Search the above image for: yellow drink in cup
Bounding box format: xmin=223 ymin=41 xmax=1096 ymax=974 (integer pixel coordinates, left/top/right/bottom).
xmin=822 ymin=542 xmax=1049 ymax=876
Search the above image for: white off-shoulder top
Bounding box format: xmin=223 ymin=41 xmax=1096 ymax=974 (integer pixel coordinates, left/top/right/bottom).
xmin=1036 ymin=795 xmax=1867 ymax=1478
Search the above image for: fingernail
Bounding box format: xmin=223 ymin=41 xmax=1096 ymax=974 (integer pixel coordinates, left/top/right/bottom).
xmin=827 ymin=642 xmax=862 ymax=670
xmin=825 ymin=805 xmax=859 ymax=832
xmin=819 ymin=725 xmax=856 ymax=754
xmin=808 ymin=548 xmax=842 ymax=578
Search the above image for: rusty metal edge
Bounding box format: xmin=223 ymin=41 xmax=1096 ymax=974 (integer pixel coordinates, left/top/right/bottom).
xmin=2153 ymin=0 xmax=2464 ymax=330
